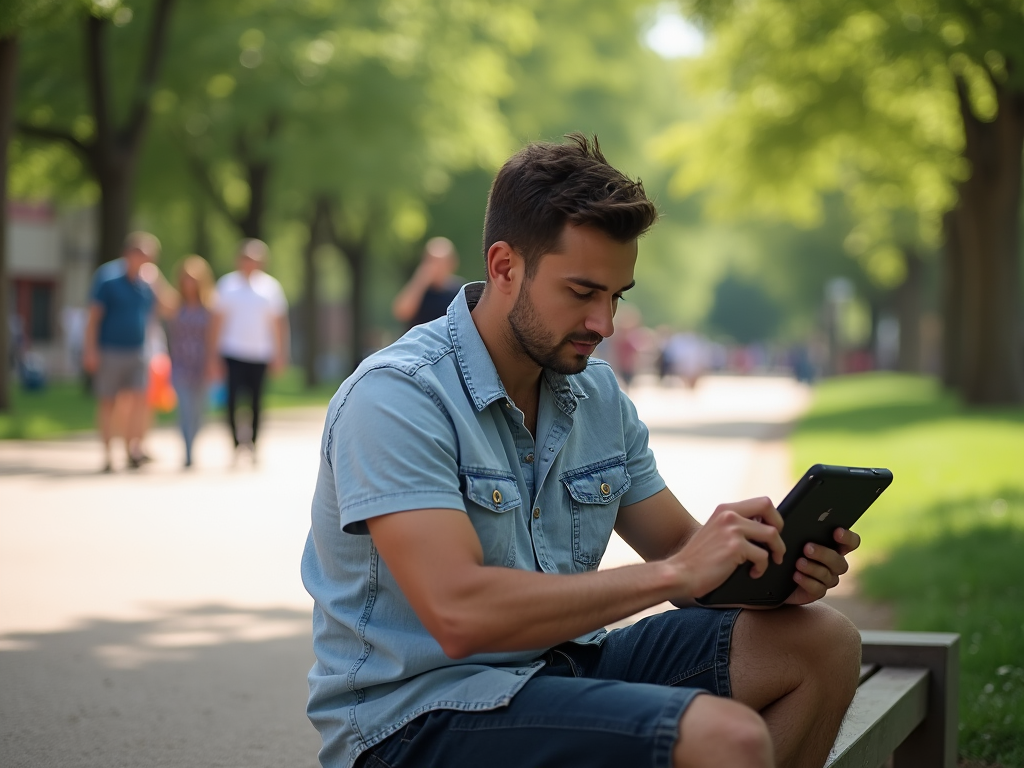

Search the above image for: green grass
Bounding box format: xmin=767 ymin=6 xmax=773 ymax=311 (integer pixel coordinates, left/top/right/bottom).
xmin=792 ymin=373 xmax=1024 ymax=766
xmin=0 ymin=367 xmax=341 ymax=440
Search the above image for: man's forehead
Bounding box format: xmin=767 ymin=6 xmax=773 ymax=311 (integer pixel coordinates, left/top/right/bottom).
xmin=539 ymin=227 xmax=637 ymax=287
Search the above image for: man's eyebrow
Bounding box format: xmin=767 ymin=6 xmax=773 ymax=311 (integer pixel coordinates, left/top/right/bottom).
xmin=567 ymin=277 xmax=636 ymax=293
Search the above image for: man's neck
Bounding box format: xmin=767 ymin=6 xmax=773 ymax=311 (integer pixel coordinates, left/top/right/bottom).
xmin=470 ymin=286 xmax=542 ymax=409
xmin=122 ymin=257 xmax=140 ymax=282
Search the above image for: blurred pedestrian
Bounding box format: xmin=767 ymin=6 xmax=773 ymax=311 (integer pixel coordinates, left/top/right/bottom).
xmin=609 ymin=304 xmax=648 ymax=390
xmin=665 ymin=330 xmax=708 ymax=389
xmin=391 ymin=237 xmax=463 ymax=328
xmin=82 ymin=232 xmax=175 ymax=472
xmin=164 ymin=256 xmax=216 ymax=468
xmin=210 ymin=239 xmax=289 ymax=459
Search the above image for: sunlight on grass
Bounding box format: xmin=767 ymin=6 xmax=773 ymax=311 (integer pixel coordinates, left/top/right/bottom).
xmin=792 ymin=373 xmax=1024 ymax=553
xmin=792 ymin=373 xmax=1024 ymax=766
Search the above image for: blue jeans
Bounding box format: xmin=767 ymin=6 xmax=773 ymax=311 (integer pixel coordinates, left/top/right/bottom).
xmin=173 ymin=379 xmax=206 ymax=464
xmin=355 ymin=607 xmax=740 ymax=768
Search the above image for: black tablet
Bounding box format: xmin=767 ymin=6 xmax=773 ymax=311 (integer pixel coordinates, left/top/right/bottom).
xmin=695 ymin=464 xmax=893 ymax=608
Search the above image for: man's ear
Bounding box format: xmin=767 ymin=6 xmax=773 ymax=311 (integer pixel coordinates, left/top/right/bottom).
xmin=485 ymin=241 xmax=520 ymax=296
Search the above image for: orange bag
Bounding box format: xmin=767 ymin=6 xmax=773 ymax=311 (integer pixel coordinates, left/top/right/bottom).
xmin=147 ymin=353 xmax=178 ymax=412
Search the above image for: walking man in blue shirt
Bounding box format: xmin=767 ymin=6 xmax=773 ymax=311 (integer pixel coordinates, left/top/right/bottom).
xmin=302 ymin=135 xmax=862 ymax=768
xmin=83 ymin=231 xmax=173 ymax=472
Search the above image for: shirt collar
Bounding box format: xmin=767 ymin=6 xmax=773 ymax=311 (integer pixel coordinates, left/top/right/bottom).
xmin=447 ymin=282 xmax=588 ymax=415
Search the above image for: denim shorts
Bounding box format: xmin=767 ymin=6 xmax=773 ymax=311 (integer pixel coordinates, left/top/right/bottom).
xmin=355 ymin=607 xmax=740 ymax=768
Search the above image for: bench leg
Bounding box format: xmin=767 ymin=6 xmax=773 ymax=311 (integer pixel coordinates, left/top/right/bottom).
xmin=859 ymin=631 xmax=960 ymax=768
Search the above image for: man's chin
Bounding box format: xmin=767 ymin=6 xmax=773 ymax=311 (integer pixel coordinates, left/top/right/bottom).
xmin=550 ymin=351 xmax=590 ymax=376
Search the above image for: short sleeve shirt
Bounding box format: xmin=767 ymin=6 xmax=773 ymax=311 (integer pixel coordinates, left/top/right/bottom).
xmin=301 ymin=283 xmax=667 ymax=768
xmin=90 ymin=260 xmax=155 ymax=350
xmin=409 ymin=277 xmax=464 ymax=328
xmin=214 ymin=270 xmax=287 ymax=363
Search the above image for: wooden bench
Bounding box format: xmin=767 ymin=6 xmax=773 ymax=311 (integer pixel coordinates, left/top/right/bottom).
xmin=826 ymin=631 xmax=960 ymax=768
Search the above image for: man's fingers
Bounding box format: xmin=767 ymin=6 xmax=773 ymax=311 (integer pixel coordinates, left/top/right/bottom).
xmin=745 ymin=541 xmax=771 ymax=579
xmin=795 ymin=557 xmax=839 ymax=589
xmin=792 ymin=571 xmax=828 ymax=601
xmin=741 ymin=518 xmax=786 ymax=565
xmin=803 ymin=542 xmax=849 ymax=576
xmin=833 ymin=527 xmax=861 ymax=556
xmin=715 ymin=497 xmax=785 ymax=533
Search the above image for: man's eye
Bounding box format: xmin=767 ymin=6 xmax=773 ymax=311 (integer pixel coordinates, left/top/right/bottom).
xmin=572 ymin=290 xmax=593 ymax=300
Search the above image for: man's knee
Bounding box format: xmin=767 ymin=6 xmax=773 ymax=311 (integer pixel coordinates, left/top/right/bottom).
xmin=674 ymin=695 xmax=773 ymax=768
xmin=809 ymin=603 xmax=861 ymax=684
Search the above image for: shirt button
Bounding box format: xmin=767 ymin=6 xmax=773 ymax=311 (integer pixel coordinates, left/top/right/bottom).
xmin=533 ymin=507 xmax=541 ymax=519
xmin=492 ymin=489 xmax=503 ymax=504
xmin=504 ymin=401 xmax=512 ymax=409
xmin=524 ymin=453 xmax=534 ymax=463
xmin=600 ymin=483 xmax=611 ymax=495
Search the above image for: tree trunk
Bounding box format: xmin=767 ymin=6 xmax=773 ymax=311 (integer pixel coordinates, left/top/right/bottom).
xmin=0 ymin=35 xmax=17 ymax=411
xmin=193 ymin=201 xmax=210 ymax=257
xmin=951 ymin=77 xmax=1024 ymax=404
xmin=85 ymin=1 xmax=176 ymax=269
xmin=238 ymin=160 xmax=267 ymax=240
xmin=896 ymin=248 xmax=923 ymax=373
xmin=92 ymin=154 xmax=135 ymax=265
xmin=941 ymin=209 xmax=964 ymax=390
xmin=341 ymin=238 xmax=369 ymax=372
xmin=302 ymin=198 xmax=331 ymax=388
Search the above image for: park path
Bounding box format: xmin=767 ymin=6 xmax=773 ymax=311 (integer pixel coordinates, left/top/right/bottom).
xmin=0 ymin=375 xmax=886 ymax=768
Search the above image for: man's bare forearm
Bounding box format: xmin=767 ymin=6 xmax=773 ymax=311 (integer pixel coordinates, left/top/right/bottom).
xmin=402 ymin=556 xmax=690 ymax=659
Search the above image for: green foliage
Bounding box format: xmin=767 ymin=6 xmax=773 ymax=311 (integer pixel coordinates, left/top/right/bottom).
xmin=0 ymin=0 xmax=74 ymax=37
xmin=706 ymin=273 xmax=782 ymax=343
xmin=792 ymin=373 xmax=1024 ymax=763
xmin=660 ymin=0 xmax=1024 ymax=285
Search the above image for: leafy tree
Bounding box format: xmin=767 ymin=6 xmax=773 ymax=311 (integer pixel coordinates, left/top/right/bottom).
xmin=659 ymin=0 xmax=1024 ymax=404
xmin=138 ymin=0 xmax=530 ymax=381
xmin=15 ymin=0 xmax=178 ymax=269
xmin=707 ymin=273 xmax=782 ymax=343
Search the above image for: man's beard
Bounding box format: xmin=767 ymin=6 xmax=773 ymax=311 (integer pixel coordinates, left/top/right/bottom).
xmin=506 ymin=282 xmax=602 ymax=375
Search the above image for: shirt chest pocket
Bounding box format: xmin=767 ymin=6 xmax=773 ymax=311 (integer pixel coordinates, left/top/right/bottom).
xmin=560 ymin=456 xmax=631 ymax=571
xmin=461 ymin=469 xmax=522 ymax=568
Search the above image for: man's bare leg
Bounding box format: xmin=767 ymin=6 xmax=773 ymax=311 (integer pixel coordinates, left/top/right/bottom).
xmin=674 ymin=695 xmax=773 ymax=768
xmin=97 ymin=397 xmax=116 ymax=471
xmin=729 ymin=602 xmax=861 ymax=768
xmin=125 ymin=390 xmax=148 ymax=464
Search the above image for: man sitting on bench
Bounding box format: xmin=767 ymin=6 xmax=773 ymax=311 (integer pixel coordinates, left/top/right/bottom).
xmin=301 ymin=135 xmax=863 ymax=768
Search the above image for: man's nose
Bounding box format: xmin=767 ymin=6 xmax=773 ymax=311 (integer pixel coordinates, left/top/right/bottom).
xmin=585 ymin=301 xmax=616 ymax=339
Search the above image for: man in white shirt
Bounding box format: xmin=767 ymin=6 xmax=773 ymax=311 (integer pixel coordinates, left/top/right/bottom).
xmin=210 ymin=239 xmax=289 ymax=455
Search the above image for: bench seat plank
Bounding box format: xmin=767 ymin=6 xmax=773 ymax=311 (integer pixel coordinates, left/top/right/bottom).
xmin=825 ymin=667 xmax=929 ymax=768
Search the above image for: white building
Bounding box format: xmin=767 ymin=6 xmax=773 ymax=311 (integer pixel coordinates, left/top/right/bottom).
xmin=6 ymin=202 xmax=96 ymax=380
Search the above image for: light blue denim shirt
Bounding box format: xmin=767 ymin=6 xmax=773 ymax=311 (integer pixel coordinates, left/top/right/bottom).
xmin=301 ymin=283 xmax=666 ymax=768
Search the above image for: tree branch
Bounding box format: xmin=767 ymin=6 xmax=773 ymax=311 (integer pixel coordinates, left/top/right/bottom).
xmin=123 ymin=0 xmax=177 ymax=146
xmin=84 ymin=14 xmax=111 ymax=158
xmin=15 ymin=120 xmax=92 ymax=159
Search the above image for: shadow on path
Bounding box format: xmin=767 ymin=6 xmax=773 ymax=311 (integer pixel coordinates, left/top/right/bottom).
xmin=1 ymin=604 xmax=320 ymax=768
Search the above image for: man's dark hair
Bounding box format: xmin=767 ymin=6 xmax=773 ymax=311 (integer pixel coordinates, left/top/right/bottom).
xmin=483 ymin=133 xmax=658 ymax=277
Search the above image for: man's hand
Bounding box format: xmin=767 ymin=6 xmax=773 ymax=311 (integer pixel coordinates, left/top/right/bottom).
xmin=784 ymin=527 xmax=860 ymax=605
xmin=82 ymin=346 xmax=99 ymax=375
xmin=668 ymin=497 xmax=786 ymax=602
